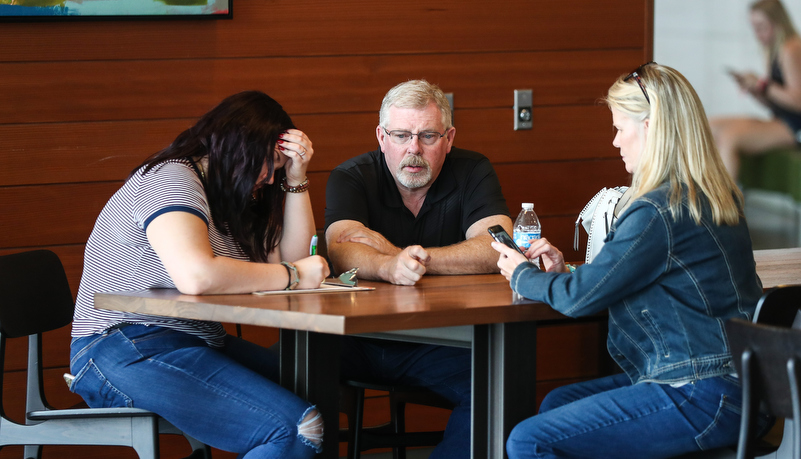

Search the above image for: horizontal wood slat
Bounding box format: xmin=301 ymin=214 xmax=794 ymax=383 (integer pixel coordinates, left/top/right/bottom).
xmin=0 ymin=120 xmax=192 ymax=187
xmin=1 ymin=163 xmax=628 ymax=251
xmin=2 ymin=329 xmax=72 ymax=373
xmin=496 ymin=159 xmax=631 ymax=216
xmin=1 ymin=106 xmax=619 ymax=187
xmin=0 ymin=50 xmax=642 ymax=125
xmin=0 ymin=182 xmax=120 ymax=249
xmin=540 ymin=216 xmax=592 ymax=262
xmin=0 ymin=0 xmax=644 ymax=63
xmin=537 ymin=322 xmax=605 ymax=381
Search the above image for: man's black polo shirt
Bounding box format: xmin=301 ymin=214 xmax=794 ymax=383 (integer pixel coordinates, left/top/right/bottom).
xmin=324 ymin=147 xmax=510 ymax=248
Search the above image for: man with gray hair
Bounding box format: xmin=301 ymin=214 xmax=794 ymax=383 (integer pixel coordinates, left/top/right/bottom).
xmin=325 ymin=79 xmax=512 ymax=285
xmin=324 ymin=79 xmax=512 ymax=458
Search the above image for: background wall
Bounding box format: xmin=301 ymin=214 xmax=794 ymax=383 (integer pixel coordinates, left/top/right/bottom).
xmin=655 ymin=0 xmax=801 ymax=118
xmin=0 ymin=1 xmax=651 ymax=457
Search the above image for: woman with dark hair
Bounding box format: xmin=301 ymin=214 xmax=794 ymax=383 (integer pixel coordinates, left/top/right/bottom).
xmin=69 ymin=90 xmax=329 ymax=458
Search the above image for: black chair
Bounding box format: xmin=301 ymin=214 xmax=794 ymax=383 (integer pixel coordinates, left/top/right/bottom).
xmin=726 ymin=284 xmax=801 ymax=459
xmin=340 ymin=379 xmax=454 ymax=459
xmin=674 ymin=286 xmax=801 ymax=459
xmin=726 ymin=318 xmax=801 ymax=459
xmin=0 ymin=249 xmax=211 ymax=459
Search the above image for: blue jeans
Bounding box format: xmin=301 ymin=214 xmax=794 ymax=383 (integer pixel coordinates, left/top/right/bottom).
xmin=341 ymin=337 xmax=471 ymax=459
xmin=506 ymin=373 xmax=748 ymax=459
xmin=69 ymin=325 xmax=319 ymax=459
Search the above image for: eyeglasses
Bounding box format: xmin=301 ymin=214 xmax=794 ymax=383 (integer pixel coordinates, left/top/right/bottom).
xmin=382 ymin=128 xmax=446 ymax=146
xmin=624 ymin=61 xmax=656 ymax=104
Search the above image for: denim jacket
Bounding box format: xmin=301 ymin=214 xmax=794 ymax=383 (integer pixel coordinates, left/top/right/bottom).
xmin=511 ymin=184 xmax=763 ymax=385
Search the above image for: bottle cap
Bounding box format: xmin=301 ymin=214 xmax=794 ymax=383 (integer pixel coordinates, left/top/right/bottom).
xmin=522 ymin=203 xmax=534 ymax=210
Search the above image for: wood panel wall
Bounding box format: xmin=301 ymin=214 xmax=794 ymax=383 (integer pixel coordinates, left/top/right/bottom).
xmin=0 ymin=1 xmax=652 ymax=457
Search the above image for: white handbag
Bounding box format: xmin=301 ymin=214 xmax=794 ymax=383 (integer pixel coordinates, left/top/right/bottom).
xmin=574 ymin=186 xmax=628 ymax=264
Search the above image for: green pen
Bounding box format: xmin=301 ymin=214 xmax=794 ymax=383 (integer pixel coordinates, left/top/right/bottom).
xmin=309 ymin=235 xmax=318 ymax=256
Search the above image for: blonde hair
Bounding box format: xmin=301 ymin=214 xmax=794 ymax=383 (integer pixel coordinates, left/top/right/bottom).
xmin=751 ymin=0 xmax=799 ymax=64
xmin=379 ymin=79 xmax=453 ymax=130
xmin=604 ymin=63 xmax=743 ymax=226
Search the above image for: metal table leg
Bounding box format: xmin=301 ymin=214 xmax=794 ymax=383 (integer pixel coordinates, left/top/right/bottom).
xmin=280 ymin=329 xmax=342 ymax=458
xmin=472 ymin=321 xmax=538 ymax=459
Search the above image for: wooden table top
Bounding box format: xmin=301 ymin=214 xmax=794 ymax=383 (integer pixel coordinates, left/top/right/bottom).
xmin=754 ymin=247 xmax=801 ymax=289
xmin=94 ymin=248 xmax=801 ymax=336
xmin=95 ymin=274 xmax=566 ymax=335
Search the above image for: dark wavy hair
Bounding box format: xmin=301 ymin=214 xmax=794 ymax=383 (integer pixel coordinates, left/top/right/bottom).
xmin=132 ymin=90 xmax=295 ymax=262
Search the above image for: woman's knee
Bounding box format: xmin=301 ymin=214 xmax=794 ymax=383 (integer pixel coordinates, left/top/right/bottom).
xmin=538 ymin=384 xmax=575 ymax=414
xmin=507 ymin=419 xmax=545 ymax=459
xmin=296 ymin=407 xmax=323 ymax=453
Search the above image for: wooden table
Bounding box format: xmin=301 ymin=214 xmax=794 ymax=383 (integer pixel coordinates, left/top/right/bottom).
xmin=95 ymin=274 xmax=568 ymax=459
xmin=93 ymin=248 xmax=801 ymax=459
xmin=754 ymin=247 xmax=801 ymax=288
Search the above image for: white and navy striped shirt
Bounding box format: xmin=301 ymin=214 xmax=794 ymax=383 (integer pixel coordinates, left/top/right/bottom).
xmin=72 ymin=159 xmax=248 ymax=348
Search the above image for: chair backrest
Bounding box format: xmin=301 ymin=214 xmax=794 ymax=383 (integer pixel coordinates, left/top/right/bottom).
xmin=726 ymin=318 xmax=801 ymax=419
xmin=753 ymin=285 xmax=801 ymax=328
xmin=0 ymin=250 xmax=75 ymax=338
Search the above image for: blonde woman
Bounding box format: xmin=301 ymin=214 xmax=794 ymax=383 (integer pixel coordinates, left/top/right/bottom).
xmin=712 ymin=0 xmax=801 ymax=179
xmin=493 ymin=63 xmax=766 ymax=458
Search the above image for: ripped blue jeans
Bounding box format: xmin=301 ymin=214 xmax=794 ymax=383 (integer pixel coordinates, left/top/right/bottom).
xmin=506 ymin=372 xmax=760 ymax=459
xmin=69 ymin=324 xmax=320 ymax=459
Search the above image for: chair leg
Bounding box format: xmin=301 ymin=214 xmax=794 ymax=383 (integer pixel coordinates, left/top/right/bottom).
xmin=738 ymin=349 xmax=758 ymax=459
xmin=352 ymin=386 xmax=366 ymax=459
xmin=787 ymin=358 xmax=801 ymax=459
xmin=158 ymin=416 xmax=212 ymax=459
xmin=390 ymin=394 xmax=407 ymax=459
xmin=339 ymin=385 xmax=358 ymax=459
xmin=23 ymin=444 xmax=42 ymax=459
xmin=130 ymin=416 xmax=160 ymax=459
xmin=182 ymin=433 xmax=212 ymax=459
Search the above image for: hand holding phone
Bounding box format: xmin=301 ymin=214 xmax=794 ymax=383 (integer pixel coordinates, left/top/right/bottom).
xmin=726 ymin=68 xmax=745 ymax=84
xmin=488 ymin=225 xmax=527 ymax=257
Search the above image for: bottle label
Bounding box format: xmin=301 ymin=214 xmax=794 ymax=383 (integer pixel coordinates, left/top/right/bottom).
xmin=513 ymin=231 xmax=541 ymax=249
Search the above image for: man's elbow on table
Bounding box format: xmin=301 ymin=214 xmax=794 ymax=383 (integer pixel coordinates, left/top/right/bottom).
xmin=325 ymin=221 xmax=361 ymax=273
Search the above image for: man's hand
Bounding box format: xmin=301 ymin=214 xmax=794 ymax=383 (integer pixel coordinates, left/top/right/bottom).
xmin=380 ymin=245 xmax=431 ymax=285
xmin=327 ymin=220 xmax=427 ymax=285
xmin=337 ymin=226 xmax=401 ymax=256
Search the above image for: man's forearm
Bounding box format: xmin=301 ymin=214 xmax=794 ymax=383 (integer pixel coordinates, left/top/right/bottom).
xmin=424 ymin=235 xmax=500 ymax=275
xmin=328 ymin=241 xmax=393 ymax=282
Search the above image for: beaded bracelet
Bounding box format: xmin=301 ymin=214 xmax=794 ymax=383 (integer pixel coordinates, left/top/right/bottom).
xmin=280 ymin=177 xmax=310 ymax=193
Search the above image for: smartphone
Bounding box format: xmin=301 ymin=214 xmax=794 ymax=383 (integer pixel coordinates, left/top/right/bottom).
xmin=488 ymin=225 xmax=527 ymax=257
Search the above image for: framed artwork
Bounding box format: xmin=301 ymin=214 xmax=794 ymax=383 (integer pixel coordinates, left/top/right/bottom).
xmin=0 ymin=0 xmax=231 ymax=20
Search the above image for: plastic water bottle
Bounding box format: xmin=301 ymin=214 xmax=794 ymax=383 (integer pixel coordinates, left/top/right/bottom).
xmin=513 ymin=203 xmax=541 ymax=267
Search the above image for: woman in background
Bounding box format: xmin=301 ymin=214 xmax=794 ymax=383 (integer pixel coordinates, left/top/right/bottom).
xmin=70 ymin=91 xmax=329 ymax=458
xmin=493 ymin=63 xmax=765 ymax=458
xmin=711 ymin=0 xmax=801 ymax=179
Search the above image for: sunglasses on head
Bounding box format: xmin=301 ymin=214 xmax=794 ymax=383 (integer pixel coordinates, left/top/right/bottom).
xmin=624 ymin=61 xmax=657 ymax=104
